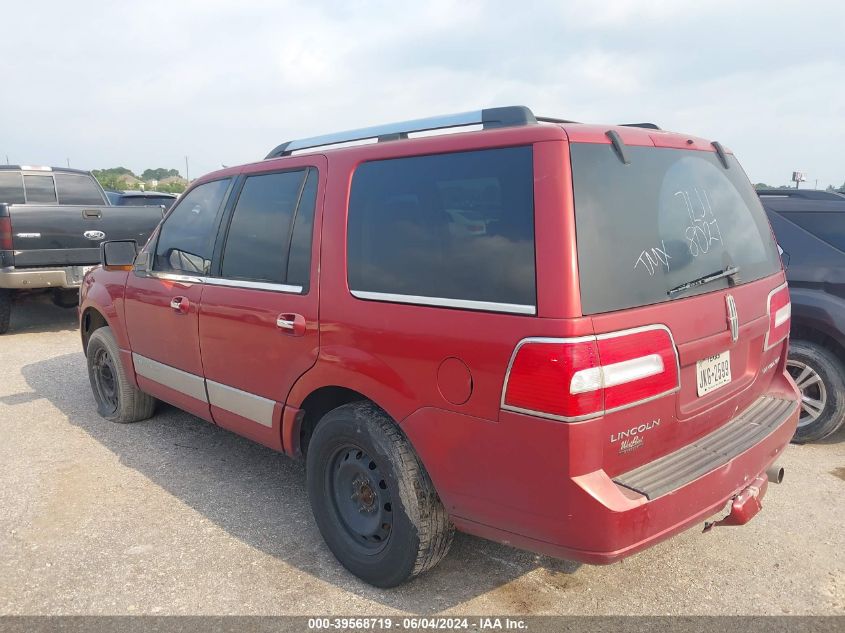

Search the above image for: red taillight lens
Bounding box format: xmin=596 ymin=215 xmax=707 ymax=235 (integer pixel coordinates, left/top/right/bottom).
xmin=503 ymin=326 xmax=679 ymax=421
xmin=765 ymin=284 xmax=791 ymax=350
xmin=0 ymin=217 xmax=12 ymax=250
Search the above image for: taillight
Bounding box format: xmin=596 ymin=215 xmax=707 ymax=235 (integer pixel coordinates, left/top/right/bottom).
xmin=765 ymin=284 xmax=791 ymax=350
xmin=0 ymin=217 xmax=12 ymax=250
xmin=502 ymin=326 xmax=679 ymax=421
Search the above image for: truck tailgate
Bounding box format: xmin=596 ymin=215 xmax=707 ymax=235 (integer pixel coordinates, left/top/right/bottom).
xmin=7 ymin=204 xmax=162 ymax=267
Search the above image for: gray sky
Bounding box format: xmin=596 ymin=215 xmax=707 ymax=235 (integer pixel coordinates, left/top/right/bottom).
xmin=1 ymin=0 xmax=843 ymax=187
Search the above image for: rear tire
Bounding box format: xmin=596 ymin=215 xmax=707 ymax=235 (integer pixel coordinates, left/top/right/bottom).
xmin=306 ymin=401 xmax=453 ymax=587
xmin=787 ymin=339 xmax=845 ymax=443
xmin=0 ymin=289 xmax=10 ymax=334
xmin=86 ymin=326 xmax=156 ymax=423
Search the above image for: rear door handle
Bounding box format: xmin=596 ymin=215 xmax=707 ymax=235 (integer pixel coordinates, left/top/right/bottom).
xmin=276 ymin=312 xmax=306 ymax=336
xmin=82 ymin=208 xmax=102 ymax=219
xmin=170 ymin=296 xmax=189 ymax=314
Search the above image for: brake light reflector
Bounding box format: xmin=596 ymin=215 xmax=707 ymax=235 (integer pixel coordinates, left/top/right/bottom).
xmin=0 ymin=217 xmax=12 ymax=250
xmin=765 ymin=284 xmax=791 ymax=350
xmin=502 ymin=326 xmax=679 ymax=421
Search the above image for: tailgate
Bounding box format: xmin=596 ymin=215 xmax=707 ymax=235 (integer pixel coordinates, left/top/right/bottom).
xmin=8 ymin=204 xmax=162 ymax=267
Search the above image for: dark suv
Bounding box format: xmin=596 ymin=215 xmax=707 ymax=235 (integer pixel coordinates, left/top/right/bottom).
xmin=80 ymin=106 xmax=798 ymax=586
xmin=761 ymin=190 xmax=845 ymax=441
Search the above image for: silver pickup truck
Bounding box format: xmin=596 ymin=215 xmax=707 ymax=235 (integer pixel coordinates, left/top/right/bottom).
xmin=0 ymin=165 xmax=163 ymax=333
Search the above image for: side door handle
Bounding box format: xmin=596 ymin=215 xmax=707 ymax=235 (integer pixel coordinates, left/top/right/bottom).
xmin=82 ymin=208 xmax=102 ymax=219
xmin=170 ymin=296 xmax=190 ymax=314
xmin=276 ymin=313 xmax=306 ymax=336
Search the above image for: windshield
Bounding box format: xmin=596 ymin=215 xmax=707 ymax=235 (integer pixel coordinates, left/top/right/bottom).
xmin=571 ymin=143 xmax=781 ymax=314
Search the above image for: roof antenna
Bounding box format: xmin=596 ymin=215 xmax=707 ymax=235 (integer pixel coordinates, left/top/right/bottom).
xmin=605 ymin=130 xmax=630 ymax=165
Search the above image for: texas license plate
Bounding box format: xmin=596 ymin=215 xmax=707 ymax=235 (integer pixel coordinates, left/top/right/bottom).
xmin=696 ymin=351 xmax=731 ymax=396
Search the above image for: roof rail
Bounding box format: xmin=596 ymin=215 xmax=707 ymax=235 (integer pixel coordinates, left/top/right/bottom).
xmin=265 ymin=105 xmax=537 ymax=159
xmin=619 ymin=122 xmax=661 ymax=130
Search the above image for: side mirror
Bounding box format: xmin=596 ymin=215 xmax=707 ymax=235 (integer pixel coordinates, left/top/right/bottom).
xmin=100 ymin=240 xmax=138 ymax=270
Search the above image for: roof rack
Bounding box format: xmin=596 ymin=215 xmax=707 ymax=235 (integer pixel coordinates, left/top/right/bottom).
xmin=265 ymin=105 xmax=538 ymax=159
xmin=619 ymin=122 xmax=661 ymax=130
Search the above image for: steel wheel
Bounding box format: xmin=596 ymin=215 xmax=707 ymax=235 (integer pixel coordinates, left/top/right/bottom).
xmin=91 ymin=346 xmax=119 ymax=416
xmin=786 ymin=358 xmax=828 ymax=428
xmin=328 ymin=444 xmax=393 ymax=553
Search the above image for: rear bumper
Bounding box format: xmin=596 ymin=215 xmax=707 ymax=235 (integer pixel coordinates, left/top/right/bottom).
xmin=406 ymin=375 xmax=799 ymax=565
xmin=0 ymin=266 xmax=91 ymax=289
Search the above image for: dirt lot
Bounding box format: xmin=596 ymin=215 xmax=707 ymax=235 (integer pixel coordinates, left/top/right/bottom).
xmin=0 ymin=294 xmax=843 ymax=616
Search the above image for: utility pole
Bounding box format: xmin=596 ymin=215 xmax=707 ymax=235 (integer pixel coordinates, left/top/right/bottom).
xmin=4 ymin=155 xmax=8 ymax=165
xmin=66 ymin=158 xmax=70 ymax=168
xmin=185 ymin=156 xmax=190 ymax=182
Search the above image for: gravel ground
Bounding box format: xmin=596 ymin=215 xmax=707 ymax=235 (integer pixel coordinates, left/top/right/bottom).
xmin=0 ymin=293 xmax=843 ymax=616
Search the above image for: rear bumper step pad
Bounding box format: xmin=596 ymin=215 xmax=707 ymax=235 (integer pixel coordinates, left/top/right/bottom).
xmin=614 ymin=396 xmax=796 ymax=500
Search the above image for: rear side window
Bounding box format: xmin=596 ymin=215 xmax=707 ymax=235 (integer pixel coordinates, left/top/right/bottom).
xmin=24 ymin=175 xmax=57 ymax=204
xmin=0 ymin=172 xmax=25 ymax=204
xmin=220 ymin=167 xmax=316 ymax=289
xmin=572 ymin=144 xmax=781 ymax=314
xmin=55 ymin=173 xmax=106 ymax=205
xmin=154 ymin=179 xmax=230 ymax=275
xmin=347 ymin=146 xmax=536 ymax=311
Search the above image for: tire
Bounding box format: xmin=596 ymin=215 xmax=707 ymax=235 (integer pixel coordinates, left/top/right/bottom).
xmin=0 ymin=289 xmax=10 ymax=335
xmin=52 ymin=288 xmax=79 ymax=309
xmin=786 ymin=339 xmax=845 ymax=443
xmin=306 ymin=401 xmax=454 ymax=587
xmin=86 ymin=326 xmax=156 ymax=423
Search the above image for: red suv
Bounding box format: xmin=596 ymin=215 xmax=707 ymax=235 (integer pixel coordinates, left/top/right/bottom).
xmin=80 ymin=106 xmax=799 ymax=587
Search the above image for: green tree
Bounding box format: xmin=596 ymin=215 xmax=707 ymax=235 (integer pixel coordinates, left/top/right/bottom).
xmin=141 ymin=168 xmax=180 ymax=181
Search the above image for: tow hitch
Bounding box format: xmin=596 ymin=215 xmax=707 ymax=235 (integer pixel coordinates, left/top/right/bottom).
xmin=703 ymin=468 xmax=779 ymax=532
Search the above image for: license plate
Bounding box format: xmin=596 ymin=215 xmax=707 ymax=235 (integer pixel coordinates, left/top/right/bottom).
xmin=696 ymin=351 xmax=731 ymax=396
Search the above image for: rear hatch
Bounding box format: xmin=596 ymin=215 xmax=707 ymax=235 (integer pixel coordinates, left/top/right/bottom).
xmin=569 ymin=134 xmax=786 ymax=476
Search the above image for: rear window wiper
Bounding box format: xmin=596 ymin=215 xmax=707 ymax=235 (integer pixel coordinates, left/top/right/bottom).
xmin=667 ymin=266 xmax=740 ymax=297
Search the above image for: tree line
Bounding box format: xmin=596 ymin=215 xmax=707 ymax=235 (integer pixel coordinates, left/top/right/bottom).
xmin=92 ymin=167 xmax=187 ymax=194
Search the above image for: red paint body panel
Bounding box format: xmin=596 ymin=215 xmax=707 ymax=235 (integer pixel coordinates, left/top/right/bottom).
xmin=80 ymin=116 xmax=799 ymax=568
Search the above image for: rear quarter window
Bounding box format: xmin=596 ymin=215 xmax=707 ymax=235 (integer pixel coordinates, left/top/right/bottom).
xmin=55 ymin=173 xmax=106 ymax=205
xmin=347 ymin=146 xmax=536 ymax=311
xmin=572 ymin=144 xmax=781 ymax=314
xmin=0 ymin=172 xmax=25 ymax=204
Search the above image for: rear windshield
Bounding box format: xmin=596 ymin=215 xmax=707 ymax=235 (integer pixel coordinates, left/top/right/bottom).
xmin=572 ymin=143 xmax=781 ymax=314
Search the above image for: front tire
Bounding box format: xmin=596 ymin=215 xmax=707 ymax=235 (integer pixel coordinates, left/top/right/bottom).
xmin=306 ymin=402 xmax=453 ymax=587
xmin=86 ymin=326 xmax=156 ymax=423
xmin=787 ymin=339 xmax=845 ymax=443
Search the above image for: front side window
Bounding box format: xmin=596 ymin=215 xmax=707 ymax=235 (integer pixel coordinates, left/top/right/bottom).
xmin=347 ymin=146 xmax=536 ymax=309
xmin=0 ymin=172 xmax=25 ymax=204
xmin=24 ymin=175 xmax=57 ymax=204
xmin=153 ymin=179 xmax=230 ymax=275
xmin=55 ymin=173 xmax=106 ymax=205
xmin=219 ymin=168 xmax=317 ymax=289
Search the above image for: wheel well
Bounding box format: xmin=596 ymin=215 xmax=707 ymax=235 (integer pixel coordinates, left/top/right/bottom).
xmin=791 ymin=323 xmax=845 ymax=365
xmin=298 ymin=386 xmax=369 ymax=456
xmin=81 ymin=308 xmax=108 ymax=355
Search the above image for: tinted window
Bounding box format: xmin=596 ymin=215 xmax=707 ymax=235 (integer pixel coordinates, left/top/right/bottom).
xmin=24 ymin=175 xmax=57 ymax=203
xmin=572 ymin=144 xmax=782 ymax=314
xmin=221 ymin=169 xmax=308 ymax=285
xmin=119 ymin=195 xmax=175 ymax=208
xmin=287 ymin=168 xmax=318 ymax=289
xmin=55 ymin=173 xmax=105 ymax=205
xmin=779 ymin=212 xmax=845 ymax=251
xmin=0 ymin=172 xmax=25 ymax=204
xmin=154 ymin=179 xmax=230 ymax=275
xmin=347 ymin=147 xmax=535 ymax=308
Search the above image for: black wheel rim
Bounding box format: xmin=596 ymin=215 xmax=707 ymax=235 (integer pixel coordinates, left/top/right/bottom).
xmin=92 ymin=347 xmax=119 ymax=415
xmin=328 ymin=444 xmax=393 ymax=553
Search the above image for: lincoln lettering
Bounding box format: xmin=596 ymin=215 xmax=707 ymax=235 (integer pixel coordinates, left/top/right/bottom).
xmin=610 ymin=419 xmax=661 ymax=443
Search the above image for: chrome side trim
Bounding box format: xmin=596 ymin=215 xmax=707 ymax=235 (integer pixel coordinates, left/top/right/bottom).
xmin=207 ymin=380 xmax=275 ymax=428
xmin=499 ymin=324 xmax=681 ymax=422
xmin=204 ymin=277 xmax=303 ymax=294
xmin=132 ymin=353 xmax=208 ymax=403
xmin=350 ymin=290 xmax=535 ymax=315
xmin=148 ymin=271 xmax=205 ymax=284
